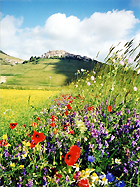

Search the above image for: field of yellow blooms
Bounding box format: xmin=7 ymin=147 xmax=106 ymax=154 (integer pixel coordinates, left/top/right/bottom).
xmin=0 ymin=89 xmax=60 ymax=128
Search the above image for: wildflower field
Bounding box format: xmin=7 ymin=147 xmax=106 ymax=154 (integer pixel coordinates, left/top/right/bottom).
xmin=0 ymin=45 xmax=140 ymax=186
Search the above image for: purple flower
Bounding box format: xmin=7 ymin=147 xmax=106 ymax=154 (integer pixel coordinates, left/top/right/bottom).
xmin=123 ymin=167 xmax=128 ymax=174
xmin=132 ymin=140 xmax=136 ymax=147
xmin=66 ymin=175 xmax=69 ymax=182
xmin=91 ymin=129 xmax=98 ymax=138
xmin=104 ymin=140 xmax=109 ymax=148
xmin=120 ymin=60 xmax=125 ymax=66
xmin=88 ymin=156 xmax=95 ymax=162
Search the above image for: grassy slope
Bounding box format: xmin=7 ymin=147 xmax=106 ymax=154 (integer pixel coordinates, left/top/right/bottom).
xmin=0 ymin=51 xmax=23 ymax=63
xmin=0 ymin=58 xmax=97 ymax=89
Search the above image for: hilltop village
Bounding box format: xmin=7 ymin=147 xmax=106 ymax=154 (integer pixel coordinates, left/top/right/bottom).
xmin=41 ymin=50 xmax=92 ymax=62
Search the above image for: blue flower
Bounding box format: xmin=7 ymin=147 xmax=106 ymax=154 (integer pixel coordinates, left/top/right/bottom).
xmin=106 ymin=173 xmax=115 ymax=182
xmin=88 ymin=155 xmax=95 ymax=162
xmin=115 ymin=180 xmax=125 ymax=187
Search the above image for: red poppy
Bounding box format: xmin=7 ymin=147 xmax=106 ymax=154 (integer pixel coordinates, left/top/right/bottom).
xmin=23 ymin=124 xmax=26 ymax=128
xmin=78 ymin=94 xmax=81 ymax=98
xmin=53 ymin=129 xmax=58 ymax=135
xmin=32 ymin=122 xmax=38 ymax=127
xmin=69 ymin=100 xmax=73 ymax=104
xmin=50 ymin=168 xmax=62 ymax=178
xmin=50 ymin=123 xmax=55 ymax=127
xmin=70 ymin=145 xmax=81 ymax=156
xmin=67 ymin=104 xmax=72 ymax=110
xmin=68 ymin=130 xmax=75 ymax=135
xmin=56 ymin=174 xmax=62 ymax=178
xmin=65 ymin=145 xmax=81 ymax=166
xmin=37 ymin=117 xmax=40 ymax=121
xmin=87 ymin=106 xmax=93 ymax=111
xmin=30 ymin=141 xmax=38 ymax=148
xmin=62 ymin=94 xmax=65 ymax=98
xmin=65 ymin=151 xmax=78 ymax=166
xmin=78 ymin=178 xmax=89 ymax=187
xmin=63 ymin=123 xmax=69 ymax=130
xmin=10 ymin=123 xmax=17 ymax=129
xmin=107 ymin=105 xmax=112 ymax=112
xmin=32 ymin=131 xmax=46 ymax=143
xmin=68 ymin=96 xmax=71 ymax=99
xmin=0 ymin=139 xmax=8 ymax=146
xmin=74 ymin=172 xmax=81 ymax=180
xmin=96 ymin=95 xmax=99 ymax=98
xmin=51 ymin=115 xmax=58 ymax=121
xmin=65 ymin=111 xmax=69 ymax=115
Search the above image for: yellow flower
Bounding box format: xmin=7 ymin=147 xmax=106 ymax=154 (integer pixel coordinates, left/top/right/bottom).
xmin=92 ymin=173 xmax=98 ymax=177
xmin=26 ymin=142 xmax=30 ymax=146
xmin=2 ymin=134 xmax=7 ymax=139
xmin=6 ymin=143 xmax=11 ymax=147
xmin=90 ymin=168 xmax=94 ymax=172
xmin=22 ymin=141 xmax=26 ymax=145
xmin=10 ymin=163 xmax=15 ymax=167
xmin=19 ymin=165 xmax=24 ymax=169
xmin=84 ymin=137 xmax=88 ymax=141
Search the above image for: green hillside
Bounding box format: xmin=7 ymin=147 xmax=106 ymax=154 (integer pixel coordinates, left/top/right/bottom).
xmin=0 ymin=57 xmax=99 ymax=89
xmin=0 ymin=50 xmax=23 ymax=65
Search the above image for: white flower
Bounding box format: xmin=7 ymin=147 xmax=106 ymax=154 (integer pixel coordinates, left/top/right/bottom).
xmin=98 ymin=175 xmax=108 ymax=186
xmin=137 ymin=69 xmax=140 ymax=74
xmin=91 ymin=76 xmax=95 ymax=81
xmin=115 ymin=158 xmax=121 ymax=164
xmin=93 ymin=71 xmax=96 ymax=74
xmin=22 ymin=153 xmax=27 ymax=159
xmin=81 ymin=68 xmax=84 ymax=72
xmin=49 ymin=76 xmax=51 ymax=79
xmin=133 ymin=86 xmax=137 ymax=91
xmin=101 ymin=83 xmax=103 ymax=86
xmin=87 ymin=82 xmax=91 ymax=86
xmin=128 ymin=57 xmax=133 ymax=63
xmin=72 ymin=163 xmax=79 ymax=171
xmin=75 ymin=119 xmax=87 ymax=133
xmin=112 ymin=59 xmax=116 ymax=63
xmin=91 ymin=172 xmax=99 ymax=182
xmin=75 ymin=85 xmax=78 ymax=88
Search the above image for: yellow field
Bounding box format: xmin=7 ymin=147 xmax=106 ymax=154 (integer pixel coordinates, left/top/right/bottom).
xmin=0 ymin=89 xmax=60 ymax=127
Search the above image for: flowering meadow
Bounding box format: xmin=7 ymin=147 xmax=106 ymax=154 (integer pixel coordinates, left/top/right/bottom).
xmin=0 ymin=49 xmax=140 ymax=186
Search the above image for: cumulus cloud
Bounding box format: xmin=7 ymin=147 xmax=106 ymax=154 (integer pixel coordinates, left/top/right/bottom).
xmin=0 ymin=10 xmax=140 ymax=61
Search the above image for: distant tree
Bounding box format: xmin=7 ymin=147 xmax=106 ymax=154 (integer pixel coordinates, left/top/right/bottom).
xmin=29 ymin=56 xmax=40 ymax=64
xmin=29 ymin=56 xmax=35 ymax=62
xmin=23 ymin=60 xmax=29 ymax=64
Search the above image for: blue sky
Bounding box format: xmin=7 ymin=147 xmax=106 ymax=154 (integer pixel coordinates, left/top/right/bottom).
xmin=1 ymin=0 xmax=140 ymax=61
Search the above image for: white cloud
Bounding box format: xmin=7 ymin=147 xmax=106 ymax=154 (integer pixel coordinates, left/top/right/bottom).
xmin=0 ymin=10 xmax=140 ymax=61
